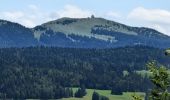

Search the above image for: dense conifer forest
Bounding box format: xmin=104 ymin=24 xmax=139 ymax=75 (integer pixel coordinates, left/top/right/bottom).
xmin=0 ymin=46 xmax=169 ymax=99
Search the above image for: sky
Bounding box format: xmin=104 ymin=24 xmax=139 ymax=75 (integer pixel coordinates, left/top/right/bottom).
xmin=0 ymin=0 xmax=170 ymax=35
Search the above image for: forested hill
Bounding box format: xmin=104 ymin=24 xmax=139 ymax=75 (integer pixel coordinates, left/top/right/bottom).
xmin=0 ymin=46 xmax=169 ymax=71
xmin=1 ymin=17 xmax=170 ymax=48
xmin=0 ymin=46 xmax=169 ymax=99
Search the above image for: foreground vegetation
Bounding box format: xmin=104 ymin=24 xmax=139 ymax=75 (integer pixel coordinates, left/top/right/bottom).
xmin=147 ymin=61 xmax=170 ymax=100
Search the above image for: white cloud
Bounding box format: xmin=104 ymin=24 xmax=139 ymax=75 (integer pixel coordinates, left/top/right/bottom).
xmin=0 ymin=4 xmax=93 ymax=27
xmin=0 ymin=5 xmax=41 ymax=27
xmin=56 ymin=4 xmax=92 ymax=18
xmin=2 ymin=11 xmax=24 ymax=19
xmin=127 ymin=7 xmax=170 ymax=35
xmin=128 ymin=7 xmax=170 ymax=24
xmin=20 ymin=19 xmax=37 ymax=27
xmin=0 ymin=11 xmax=37 ymax=27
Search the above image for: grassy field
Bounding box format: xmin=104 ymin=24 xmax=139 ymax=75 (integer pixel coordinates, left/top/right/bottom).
xmin=62 ymin=88 xmax=145 ymax=100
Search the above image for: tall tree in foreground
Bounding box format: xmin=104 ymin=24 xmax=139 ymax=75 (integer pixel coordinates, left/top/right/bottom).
xmin=147 ymin=61 xmax=170 ymax=100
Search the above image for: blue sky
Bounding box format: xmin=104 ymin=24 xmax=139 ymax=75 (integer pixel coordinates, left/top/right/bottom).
xmin=0 ymin=0 xmax=170 ymax=35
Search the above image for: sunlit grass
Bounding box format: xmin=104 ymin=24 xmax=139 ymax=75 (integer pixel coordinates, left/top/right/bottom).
xmin=62 ymin=88 xmax=145 ymax=100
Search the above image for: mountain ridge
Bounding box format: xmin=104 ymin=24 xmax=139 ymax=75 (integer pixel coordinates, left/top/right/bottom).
xmin=0 ymin=17 xmax=170 ymax=48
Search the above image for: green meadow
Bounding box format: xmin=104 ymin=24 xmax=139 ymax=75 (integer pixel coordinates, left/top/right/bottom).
xmin=62 ymin=88 xmax=145 ymax=100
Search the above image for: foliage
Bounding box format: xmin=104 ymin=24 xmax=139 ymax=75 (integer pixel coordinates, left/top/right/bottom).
xmin=147 ymin=61 xmax=170 ymax=100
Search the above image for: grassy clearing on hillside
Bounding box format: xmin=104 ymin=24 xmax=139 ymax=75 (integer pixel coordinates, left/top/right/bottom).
xmin=62 ymin=88 xmax=145 ymax=100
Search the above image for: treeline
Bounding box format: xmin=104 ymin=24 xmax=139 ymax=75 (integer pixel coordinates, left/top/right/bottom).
xmin=0 ymin=86 xmax=74 ymax=99
xmin=0 ymin=46 xmax=169 ymax=99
